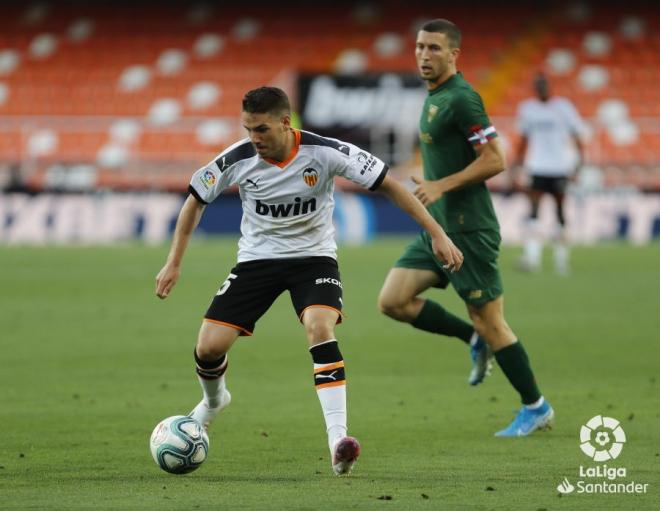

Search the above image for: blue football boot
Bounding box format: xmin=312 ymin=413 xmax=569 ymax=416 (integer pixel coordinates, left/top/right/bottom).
xmin=495 ymin=400 xmax=555 ymax=437
xmin=468 ymin=336 xmax=493 ymax=386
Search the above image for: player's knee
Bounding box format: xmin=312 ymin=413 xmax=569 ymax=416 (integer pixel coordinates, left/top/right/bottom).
xmin=378 ymin=292 xmax=408 ymax=320
xmin=195 ymin=340 xmax=226 ymax=362
xmin=469 ymin=316 xmax=485 ymax=337
xmin=196 ymin=328 xmax=233 ymax=360
xmin=478 ymin=318 xmax=515 ymax=348
xmin=378 ymin=300 xmax=405 ymax=320
xmin=468 ymin=309 xmax=508 ymax=343
xmin=377 ymin=295 xmax=395 ymax=316
xmin=304 ymin=319 xmax=335 ymax=343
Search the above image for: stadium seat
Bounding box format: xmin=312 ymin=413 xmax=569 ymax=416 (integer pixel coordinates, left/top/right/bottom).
xmin=0 ymin=1 xmax=658 ymax=191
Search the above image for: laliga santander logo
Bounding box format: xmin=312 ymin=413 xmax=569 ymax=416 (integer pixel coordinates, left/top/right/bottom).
xmin=579 ymin=415 xmax=626 ymax=461
xmin=554 ymin=414 xmax=649 ymax=495
xmin=201 ymin=169 xmax=216 ymax=188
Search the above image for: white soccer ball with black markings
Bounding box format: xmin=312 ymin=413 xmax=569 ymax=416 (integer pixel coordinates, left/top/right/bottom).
xmin=150 ymin=415 xmax=209 ymax=474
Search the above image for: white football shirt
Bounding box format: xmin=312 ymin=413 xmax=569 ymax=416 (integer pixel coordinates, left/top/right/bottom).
xmin=517 ymin=97 xmax=584 ymax=177
xmin=189 ymin=129 xmax=388 ymax=262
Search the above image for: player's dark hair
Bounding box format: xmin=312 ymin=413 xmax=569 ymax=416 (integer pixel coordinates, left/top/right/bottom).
xmin=242 ymin=87 xmax=291 ymax=115
xmin=420 ymin=19 xmax=461 ymax=48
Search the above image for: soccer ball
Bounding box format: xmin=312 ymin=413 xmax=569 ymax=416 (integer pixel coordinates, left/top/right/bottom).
xmin=149 ymin=415 xmax=209 ymax=474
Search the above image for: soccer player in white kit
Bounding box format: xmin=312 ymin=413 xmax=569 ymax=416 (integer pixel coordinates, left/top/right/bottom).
xmin=155 ymin=87 xmax=463 ymax=476
xmin=514 ymin=73 xmax=585 ymax=274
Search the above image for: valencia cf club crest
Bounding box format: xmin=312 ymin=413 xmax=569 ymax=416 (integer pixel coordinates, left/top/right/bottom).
xmin=302 ymin=168 xmax=319 ymax=187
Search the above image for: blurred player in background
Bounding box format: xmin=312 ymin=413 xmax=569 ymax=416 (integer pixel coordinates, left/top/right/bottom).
xmin=513 ymin=72 xmax=585 ymax=275
xmin=379 ymin=19 xmax=554 ymax=437
xmin=155 ymin=87 xmax=463 ymax=475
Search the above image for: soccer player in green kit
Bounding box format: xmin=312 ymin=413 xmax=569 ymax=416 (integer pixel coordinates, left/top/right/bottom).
xmin=378 ymin=19 xmax=554 ymax=436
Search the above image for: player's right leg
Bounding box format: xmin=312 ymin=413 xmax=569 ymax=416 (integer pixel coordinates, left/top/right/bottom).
xmin=190 ymin=261 xmax=283 ymax=430
xmin=189 ymin=322 xmax=240 ymax=430
xmin=379 ymin=233 xmax=490 ymax=385
xmin=379 ymin=258 xmax=476 ymax=346
xmin=378 ymin=267 xmax=441 ymax=323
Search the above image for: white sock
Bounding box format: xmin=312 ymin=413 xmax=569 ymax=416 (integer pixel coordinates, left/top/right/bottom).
xmin=194 ymin=353 xmax=229 ymax=408
xmin=525 ymin=396 xmax=545 ymax=410
xmin=554 ymin=243 xmax=569 ymax=272
xmin=198 ymin=374 xmax=226 ymax=408
xmin=523 ymin=219 xmax=543 ymax=268
xmin=553 ymin=225 xmax=570 ymax=274
xmin=316 ymin=385 xmax=347 ymax=451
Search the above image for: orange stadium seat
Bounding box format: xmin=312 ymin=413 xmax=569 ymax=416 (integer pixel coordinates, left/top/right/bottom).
xmin=0 ymin=1 xmax=658 ymax=191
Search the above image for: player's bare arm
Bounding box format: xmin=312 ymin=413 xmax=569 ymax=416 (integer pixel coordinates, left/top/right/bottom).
xmin=510 ymin=135 xmax=529 ymax=191
xmin=377 ymin=174 xmax=463 ymax=272
xmin=155 ymin=194 xmax=206 ymax=299
xmin=412 ymin=137 xmax=506 ymax=206
xmin=571 ymin=134 xmax=585 ymax=181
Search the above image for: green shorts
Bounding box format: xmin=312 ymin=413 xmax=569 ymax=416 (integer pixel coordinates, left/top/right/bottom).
xmin=394 ymin=229 xmax=503 ymax=307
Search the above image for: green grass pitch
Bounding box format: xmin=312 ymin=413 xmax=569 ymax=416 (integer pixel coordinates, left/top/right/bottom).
xmin=1 ymin=240 xmax=658 ymax=510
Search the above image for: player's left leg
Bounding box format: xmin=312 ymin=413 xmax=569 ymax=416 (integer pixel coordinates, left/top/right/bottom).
xmin=550 ymin=181 xmax=570 ymax=275
xmin=380 ymin=232 xmax=490 ymax=385
xmin=519 ymin=184 xmax=544 ymax=272
xmin=288 ymin=257 xmax=359 ymax=475
xmin=302 ymin=307 xmax=359 ymax=475
xmin=467 ymin=297 xmax=554 ymax=437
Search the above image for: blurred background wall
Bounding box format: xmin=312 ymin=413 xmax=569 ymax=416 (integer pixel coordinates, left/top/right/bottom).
xmin=1 ymin=0 xmax=659 ymax=244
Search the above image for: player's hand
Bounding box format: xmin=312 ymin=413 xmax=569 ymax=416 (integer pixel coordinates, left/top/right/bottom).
xmin=430 ymin=231 xmax=464 ymax=273
xmin=411 ymin=176 xmax=445 ymax=206
xmin=570 ymin=159 xmax=583 ymax=183
xmin=569 ymin=168 xmax=581 ymax=183
xmin=510 ymin=168 xmax=526 ymax=192
xmin=155 ymin=263 xmax=181 ymax=299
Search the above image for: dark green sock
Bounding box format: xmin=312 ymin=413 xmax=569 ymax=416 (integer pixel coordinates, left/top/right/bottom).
xmin=494 ymin=341 xmax=542 ymax=405
xmin=411 ymin=299 xmax=473 ymax=343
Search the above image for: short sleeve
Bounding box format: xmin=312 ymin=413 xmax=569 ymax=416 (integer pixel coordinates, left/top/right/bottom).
xmin=560 ymin=98 xmax=585 ymax=137
xmin=516 ymin=102 xmax=531 ymax=136
xmin=189 ymin=160 xmax=234 ymax=204
xmin=452 ymin=89 xmax=498 ymax=147
xmin=333 ymin=142 xmax=389 ymax=191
